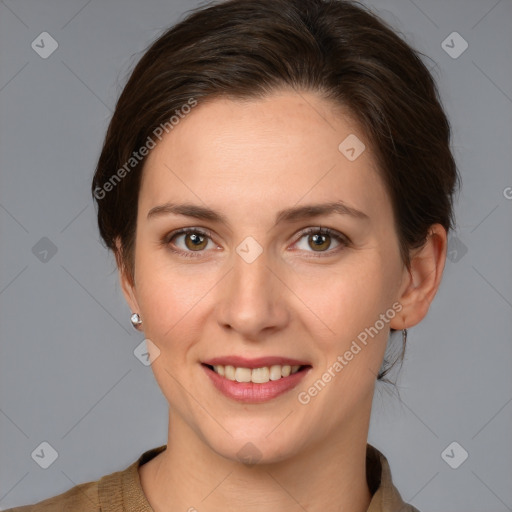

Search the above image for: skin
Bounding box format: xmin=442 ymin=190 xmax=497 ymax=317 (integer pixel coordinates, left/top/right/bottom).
xmin=117 ymin=90 xmax=447 ymax=512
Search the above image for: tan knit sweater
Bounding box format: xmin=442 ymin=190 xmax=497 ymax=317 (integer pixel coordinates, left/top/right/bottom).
xmin=5 ymin=444 xmax=420 ymax=511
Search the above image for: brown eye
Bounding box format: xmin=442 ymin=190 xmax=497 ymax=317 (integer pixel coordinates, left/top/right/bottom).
xmin=308 ymin=232 xmax=332 ymax=251
xmin=164 ymin=228 xmax=214 ymax=258
xmin=183 ymin=232 xmax=208 ymax=251
xmin=294 ymin=227 xmax=348 ymax=256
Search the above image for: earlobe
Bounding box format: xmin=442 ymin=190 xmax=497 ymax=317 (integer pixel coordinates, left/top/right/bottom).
xmin=390 ymin=224 xmax=447 ymax=330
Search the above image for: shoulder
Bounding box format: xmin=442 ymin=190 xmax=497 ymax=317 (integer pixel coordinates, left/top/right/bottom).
xmin=366 ymin=443 xmax=422 ymax=512
xmin=2 ymin=479 xmax=100 ymax=511
xmin=3 ymin=445 xmax=167 ymax=512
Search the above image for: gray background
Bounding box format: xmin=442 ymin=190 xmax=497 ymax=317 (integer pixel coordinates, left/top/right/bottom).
xmin=0 ymin=0 xmax=511 ymax=510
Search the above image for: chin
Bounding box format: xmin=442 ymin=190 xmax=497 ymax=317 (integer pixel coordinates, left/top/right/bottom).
xmin=214 ymin=441 xmax=296 ymax=467
xmin=203 ymin=423 xmax=308 ymax=467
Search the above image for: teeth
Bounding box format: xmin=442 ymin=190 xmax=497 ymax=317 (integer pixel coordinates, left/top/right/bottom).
xmin=281 ymin=365 xmax=291 ymax=377
xmin=251 ymin=366 xmax=270 ymax=383
xmin=225 ymin=365 xmax=235 ymax=380
xmin=211 ymin=364 xmax=303 ymax=383
xmin=269 ymin=365 xmax=282 ymax=381
xmin=235 ymin=367 xmax=252 ymax=383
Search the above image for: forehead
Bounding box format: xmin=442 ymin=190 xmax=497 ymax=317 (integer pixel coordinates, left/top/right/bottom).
xmin=139 ymin=91 xmax=391 ymax=227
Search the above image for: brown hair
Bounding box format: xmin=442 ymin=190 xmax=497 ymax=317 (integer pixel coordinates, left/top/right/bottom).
xmin=92 ymin=0 xmax=460 ymax=381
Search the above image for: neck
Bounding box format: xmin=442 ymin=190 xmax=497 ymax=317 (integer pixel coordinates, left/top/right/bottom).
xmin=140 ymin=412 xmax=373 ymax=512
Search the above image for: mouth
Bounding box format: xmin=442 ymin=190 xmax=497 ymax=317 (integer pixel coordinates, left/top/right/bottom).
xmin=202 ymin=363 xmax=308 ymax=383
xmin=201 ymin=358 xmax=312 ymax=403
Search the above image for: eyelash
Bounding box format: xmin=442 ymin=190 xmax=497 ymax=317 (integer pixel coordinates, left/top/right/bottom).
xmin=162 ymin=227 xmax=350 ymax=259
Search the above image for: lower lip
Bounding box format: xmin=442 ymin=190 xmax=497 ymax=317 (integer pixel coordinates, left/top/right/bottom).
xmin=202 ymin=365 xmax=310 ymax=403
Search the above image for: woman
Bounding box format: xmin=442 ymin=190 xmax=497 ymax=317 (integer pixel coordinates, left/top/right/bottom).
xmin=7 ymin=0 xmax=459 ymax=510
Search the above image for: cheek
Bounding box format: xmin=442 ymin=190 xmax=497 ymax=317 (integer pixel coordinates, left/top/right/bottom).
xmin=133 ymin=254 xmax=222 ymax=354
xmin=293 ymin=257 xmax=390 ymax=346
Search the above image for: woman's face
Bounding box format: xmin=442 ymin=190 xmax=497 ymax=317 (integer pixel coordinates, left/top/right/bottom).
xmin=121 ymin=90 xmax=412 ymax=463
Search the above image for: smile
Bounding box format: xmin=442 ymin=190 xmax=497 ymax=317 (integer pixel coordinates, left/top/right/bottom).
xmin=201 ymin=358 xmax=312 ymax=403
xmin=208 ymin=364 xmax=303 ymax=383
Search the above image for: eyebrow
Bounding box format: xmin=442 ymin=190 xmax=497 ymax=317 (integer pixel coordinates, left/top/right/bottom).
xmin=147 ymin=200 xmax=370 ymax=226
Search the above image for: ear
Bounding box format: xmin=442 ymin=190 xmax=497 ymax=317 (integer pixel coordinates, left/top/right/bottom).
xmin=390 ymin=224 xmax=448 ymax=330
xmin=114 ymin=237 xmax=140 ymax=316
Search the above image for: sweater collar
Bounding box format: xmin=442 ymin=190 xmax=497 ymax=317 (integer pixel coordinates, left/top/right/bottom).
xmin=98 ymin=443 xmax=417 ymax=512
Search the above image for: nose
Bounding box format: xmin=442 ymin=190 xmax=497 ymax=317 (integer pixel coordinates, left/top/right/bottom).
xmin=215 ymin=248 xmax=290 ymax=340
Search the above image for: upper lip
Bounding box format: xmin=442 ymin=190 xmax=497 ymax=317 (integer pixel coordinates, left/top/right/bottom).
xmin=202 ymin=356 xmax=310 ymax=369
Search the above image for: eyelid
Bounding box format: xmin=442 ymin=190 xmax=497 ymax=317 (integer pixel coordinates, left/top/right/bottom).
xmin=162 ymin=226 xmax=350 ymax=258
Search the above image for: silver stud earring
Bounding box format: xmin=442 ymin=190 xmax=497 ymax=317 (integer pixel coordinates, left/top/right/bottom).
xmin=130 ymin=313 xmax=142 ymax=329
xmin=402 ymin=328 xmax=407 ymax=344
